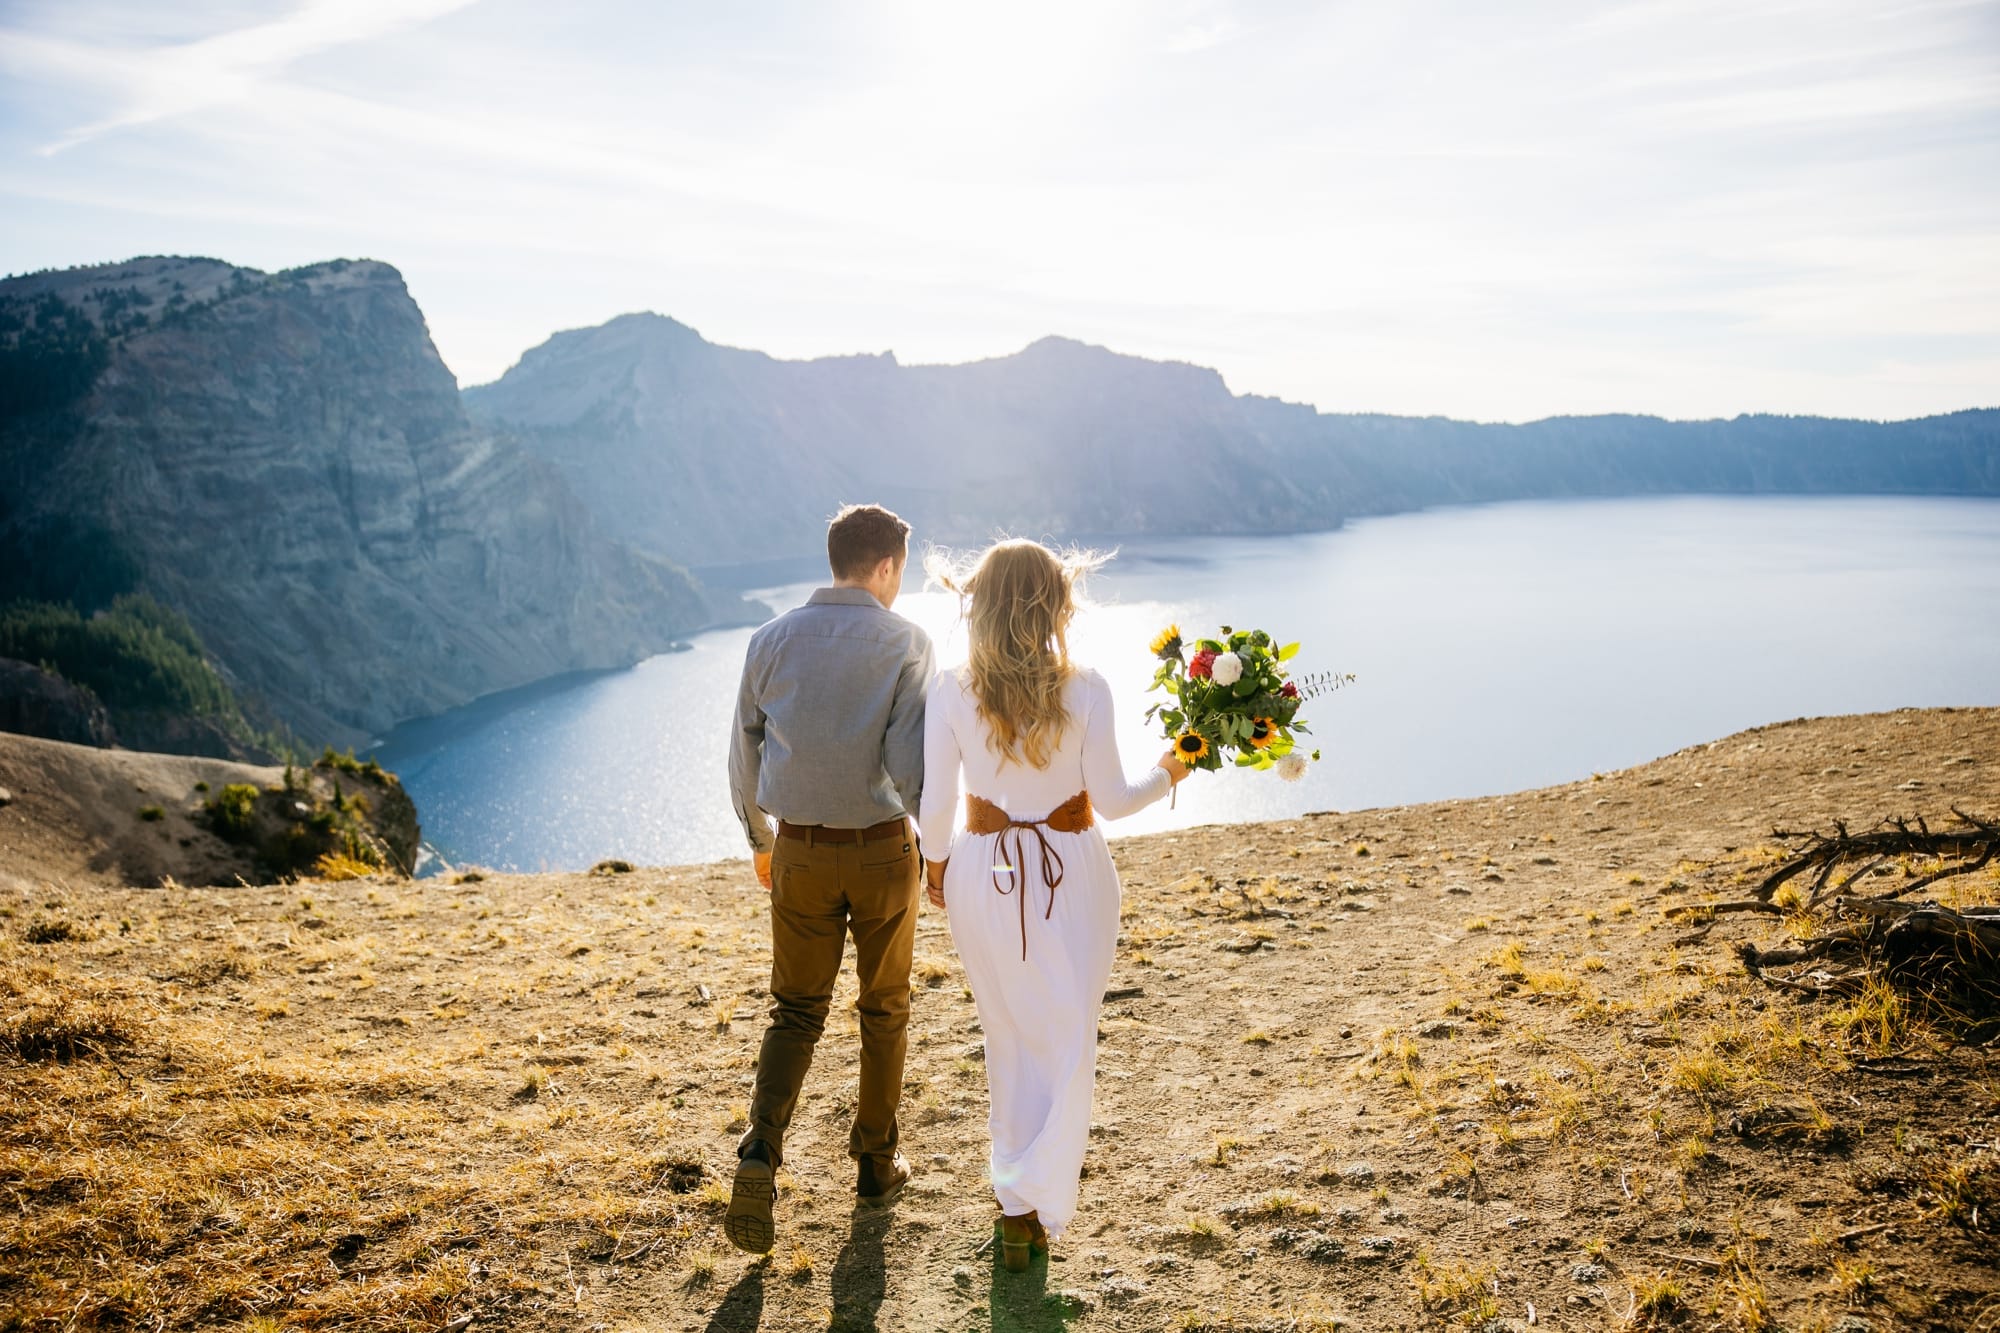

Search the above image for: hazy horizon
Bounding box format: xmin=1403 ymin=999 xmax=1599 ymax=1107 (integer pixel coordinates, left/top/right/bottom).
xmin=3 ymin=0 xmax=1997 ymax=424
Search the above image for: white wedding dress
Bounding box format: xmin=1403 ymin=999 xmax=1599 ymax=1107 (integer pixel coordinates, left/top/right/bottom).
xmin=916 ymin=666 xmax=1172 ymax=1238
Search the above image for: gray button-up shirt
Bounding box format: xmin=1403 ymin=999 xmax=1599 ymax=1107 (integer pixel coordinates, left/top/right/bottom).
xmin=728 ymin=586 xmax=935 ymax=854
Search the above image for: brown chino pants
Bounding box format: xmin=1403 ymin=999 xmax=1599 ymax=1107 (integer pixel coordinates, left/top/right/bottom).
xmin=739 ymin=825 xmax=920 ymax=1170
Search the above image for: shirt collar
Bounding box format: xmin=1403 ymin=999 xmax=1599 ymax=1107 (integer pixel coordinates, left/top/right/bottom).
xmin=807 ymin=586 xmax=886 ymax=609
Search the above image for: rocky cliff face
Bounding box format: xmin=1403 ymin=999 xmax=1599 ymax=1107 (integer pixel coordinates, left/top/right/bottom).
xmin=466 ymin=313 xmax=2000 ymax=568
xmin=0 ymin=659 xmax=114 ymax=747
xmin=1 ymin=258 xmax=735 ymax=745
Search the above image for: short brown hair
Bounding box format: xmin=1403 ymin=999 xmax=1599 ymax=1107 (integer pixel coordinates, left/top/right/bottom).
xmin=826 ymin=504 xmax=911 ymax=579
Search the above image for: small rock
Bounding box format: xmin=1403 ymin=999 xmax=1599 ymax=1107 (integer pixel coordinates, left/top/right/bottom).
xmin=1100 ymin=1276 xmax=1147 ymax=1302
xmin=952 ymin=1265 xmax=973 ymax=1288
xmin=0 ymin=786 xmax=12 ymax=806
xmin=1049 ymin=1288 xmax=1095 ymax=1315
xmin=930 ymin=1153 xmax=951 ymax=1167
xmin=1141 ymin=1255 xmax=1182 ymax=1271
xmin=1532 ymin=854 xmax=1557 ymax=865
xmin=1896 ymin=780 xmax=1924 ymax=791
xmin=1339 ymin=1026 xmax=1352 ymax=1039
xmin=1830 ymin=1318 xmax=1874 ymax=1333
xmin=1415 ymin=1019 xmax=1457 ymax=1038
xmin=1571 ymin=1262 xmax=1608 ymax=1284
xmin=1446 ymin=882 xmax=1473 ymax=895
xmin=1335 ymin=1205 xmax=1362 ymax=1227
xmin=962 ymin=1042 xmax=985 ymax=1061
xmin=1354 ymin=1236 xmax=1396 ymax=1260
xmin=1268 ymin=1228 xmax=1345 ymax=1263
xmin=1338 ymin=1162 xmax=1376 ymax=1184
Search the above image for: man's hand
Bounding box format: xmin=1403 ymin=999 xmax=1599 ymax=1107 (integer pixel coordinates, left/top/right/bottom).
xmin=755 ymin=850 xmax=773 ymax=891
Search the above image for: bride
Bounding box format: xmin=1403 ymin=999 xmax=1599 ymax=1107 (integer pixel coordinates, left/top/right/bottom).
xmin=916 ymin=539 xmax=1189 ymax=1273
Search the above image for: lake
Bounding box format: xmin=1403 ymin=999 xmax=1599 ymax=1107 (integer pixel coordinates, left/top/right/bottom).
xmin=371 ymin=496 xmax=2000 ymax=874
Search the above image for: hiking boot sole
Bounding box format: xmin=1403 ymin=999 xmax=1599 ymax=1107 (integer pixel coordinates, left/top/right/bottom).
xmin=723 ymin=1158 xmax=775 ymax=1253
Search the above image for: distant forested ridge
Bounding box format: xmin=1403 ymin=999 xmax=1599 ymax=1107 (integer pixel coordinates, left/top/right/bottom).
xmin=464 ymin=315 xmax=1999 ymax=569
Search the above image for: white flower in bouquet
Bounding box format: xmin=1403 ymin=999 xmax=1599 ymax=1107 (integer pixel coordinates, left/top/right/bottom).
xmin=1275 ymin=752 xmax=1309 ymax=782
xmin=1209 ymin=651 xmax=1243 ymax=686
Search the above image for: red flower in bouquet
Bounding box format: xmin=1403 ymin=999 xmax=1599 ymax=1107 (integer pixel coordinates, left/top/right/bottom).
xmin=1280 ymin=681 xmax=1299 ymax=698
xmin=1188 ymin=648 xmax=1217 ymax=679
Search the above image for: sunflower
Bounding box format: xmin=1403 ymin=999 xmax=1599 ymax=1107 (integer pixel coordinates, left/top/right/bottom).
xmin=1245 ymin=717 xmax=1278 ymax=750
xmin=1172 ymin=730 xmax=1210 ymax=764
xmin=1150 ymin=624 xmax=1184 ymax=660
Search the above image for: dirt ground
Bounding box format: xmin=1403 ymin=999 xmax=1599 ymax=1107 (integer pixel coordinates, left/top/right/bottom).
xmin=0 ymin=731 xmax=291 ymax=891
xmin=3 ymin=708 xmax=1997 ymax=1332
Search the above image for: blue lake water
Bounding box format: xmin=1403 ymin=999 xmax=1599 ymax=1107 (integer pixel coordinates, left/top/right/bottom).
xmin=371 ymin=496 xmax=2000 ymax=873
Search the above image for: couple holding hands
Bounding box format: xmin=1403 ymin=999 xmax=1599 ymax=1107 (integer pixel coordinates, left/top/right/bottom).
xmin=724 ymin=504 xmax=1190 ymax=1272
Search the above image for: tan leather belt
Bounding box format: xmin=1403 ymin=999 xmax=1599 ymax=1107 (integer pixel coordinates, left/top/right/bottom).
xmin=776 ymin=817 xmax=908 ymax=846
xmin=964 ymin=791 xmax=1094 ymax=960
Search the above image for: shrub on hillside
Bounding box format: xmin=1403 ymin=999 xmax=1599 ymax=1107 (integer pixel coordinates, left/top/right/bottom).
xmin=203 ymin=784 xmax=261 ymax=842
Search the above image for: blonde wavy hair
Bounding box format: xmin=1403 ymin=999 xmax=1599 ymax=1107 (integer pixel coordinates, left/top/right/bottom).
xmin=926 ymin=539 xmax=1108 ymax=769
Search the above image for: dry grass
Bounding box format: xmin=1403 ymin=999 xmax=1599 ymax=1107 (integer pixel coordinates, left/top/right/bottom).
xmin=0 ymin=891 xmax=730 ymax=1331
xmin=4 ymin=707 xmax=1996 ymax=1329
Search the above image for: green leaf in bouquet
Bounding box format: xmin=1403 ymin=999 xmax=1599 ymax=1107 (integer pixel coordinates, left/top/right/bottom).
xmin=1197 ymin=638 xmax=1225 ymax=653
xmin=1231 ymin=678 xmax=1257 ymax=699
xmin=1278 ymin=642 xmax=1300 ymax=661
xmin=1233 ymin=750 xmax=1259 ymax=767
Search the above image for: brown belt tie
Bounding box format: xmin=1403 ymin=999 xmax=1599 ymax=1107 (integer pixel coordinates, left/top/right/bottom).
xmin=963 ymin=791 xmax=1095 ymax=961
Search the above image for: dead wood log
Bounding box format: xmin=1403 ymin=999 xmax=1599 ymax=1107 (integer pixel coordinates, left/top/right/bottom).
xmin=1756 ymin=810 xmax=1999 ymax=908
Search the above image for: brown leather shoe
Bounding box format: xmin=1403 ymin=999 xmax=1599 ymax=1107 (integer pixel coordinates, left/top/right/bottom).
xmin=856 ymin=1151 xmax=910 ymax=1207
xmin=997 ymin=1210 xmax=1041 ymax=1273
xmin=723 ymin=1144 xmax=776 ymax=1254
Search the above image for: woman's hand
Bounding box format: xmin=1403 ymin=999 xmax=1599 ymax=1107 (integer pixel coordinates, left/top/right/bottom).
xmin=1158 ymin=748 xmax=1193 ymax=785
xmin=924 ymin=857 xmax=948 ymax=909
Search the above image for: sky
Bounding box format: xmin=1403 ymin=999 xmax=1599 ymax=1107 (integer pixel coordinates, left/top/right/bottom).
xmin=1 ymin=0 xmax=1996 ymax=422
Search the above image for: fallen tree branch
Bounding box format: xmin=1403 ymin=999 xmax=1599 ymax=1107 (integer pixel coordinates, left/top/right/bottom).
xmin=1734 ymin=811 xmax=1999 ymax=1022
xmin=1757 ymin=810 xmax=1999 ymax=908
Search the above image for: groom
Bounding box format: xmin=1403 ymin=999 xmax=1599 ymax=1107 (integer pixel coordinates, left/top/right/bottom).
xmin=723 ymin=503 xmax=934 ymax=1255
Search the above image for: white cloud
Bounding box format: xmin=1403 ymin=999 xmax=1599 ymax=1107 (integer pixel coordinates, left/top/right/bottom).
xmin=1 ymin=0 xmax=482 ymax=153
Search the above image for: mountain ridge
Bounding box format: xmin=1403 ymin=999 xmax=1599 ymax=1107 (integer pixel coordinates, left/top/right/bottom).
xmin=465 ymin=310 xmax=2000 ymax=568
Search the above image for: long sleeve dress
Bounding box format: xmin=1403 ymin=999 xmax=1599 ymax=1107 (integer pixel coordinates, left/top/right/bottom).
xmin=916 ymin=665 xmax=1173 ymax=1238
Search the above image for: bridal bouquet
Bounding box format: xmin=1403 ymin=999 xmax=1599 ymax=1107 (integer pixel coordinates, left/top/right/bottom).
xmin=1143 ymin=624 xmax=1349 ymax=780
